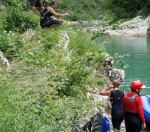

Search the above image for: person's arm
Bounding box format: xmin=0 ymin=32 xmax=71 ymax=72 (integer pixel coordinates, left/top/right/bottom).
xmin=99 ymin=85 xmax=114 ymax=96
xmin=135 ymin=96 xmax=146 ymax=129
xmin=49 ymin=7 xmax=69 ymax=17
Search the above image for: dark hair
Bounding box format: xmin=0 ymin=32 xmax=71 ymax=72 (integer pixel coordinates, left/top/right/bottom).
xmin=49 ymin=1 xmax=57 ymax=6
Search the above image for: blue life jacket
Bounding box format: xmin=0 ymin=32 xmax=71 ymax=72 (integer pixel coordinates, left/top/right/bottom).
xmin=101 ymin=116 xmax=110 ymax=132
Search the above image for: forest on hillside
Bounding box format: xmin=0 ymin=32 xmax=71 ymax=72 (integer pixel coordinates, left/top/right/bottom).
xmin=1 ymin=0 xmax=150 ymax=21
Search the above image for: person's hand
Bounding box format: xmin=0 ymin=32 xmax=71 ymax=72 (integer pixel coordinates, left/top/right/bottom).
xmin=32 ymin=6 xmax=36 ymax=11
xmin=108 ymin=85 xmax=114 ymax=89
xmin=64 ymin=13 xmax=69 ymax=16
xmin=142 ymin=123 xmax=146 ymax=129
xmin=106 ymin=84 xmax=114 ymax=91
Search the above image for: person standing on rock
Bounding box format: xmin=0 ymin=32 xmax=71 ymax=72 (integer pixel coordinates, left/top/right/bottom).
xmin=123 ymin=81 xmax=146 ymax=132
xmin=100 ymin=80 xmax=124 ymax=132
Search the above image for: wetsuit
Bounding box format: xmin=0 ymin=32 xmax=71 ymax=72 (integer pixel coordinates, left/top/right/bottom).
xmin=123 ymin=92 xmax=145 ymax=132
xmin=110 ymin=88 xmax=124 ymax=131
xmin=40 ymin=6 xmax=62 ymax=28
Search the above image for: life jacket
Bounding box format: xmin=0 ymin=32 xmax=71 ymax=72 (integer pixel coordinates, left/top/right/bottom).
xmin=123 ymin=93 xmax=138 ymax=113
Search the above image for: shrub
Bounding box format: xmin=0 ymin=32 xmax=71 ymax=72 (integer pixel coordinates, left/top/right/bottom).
xmin=2 ymin=0 xmax=38 ymax=33
xmin=0 ymin=31 xmax=23 ymax=59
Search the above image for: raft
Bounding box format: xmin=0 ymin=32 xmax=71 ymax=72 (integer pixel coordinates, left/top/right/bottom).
xmin=142 ymin=95 xmax=150 ymax=125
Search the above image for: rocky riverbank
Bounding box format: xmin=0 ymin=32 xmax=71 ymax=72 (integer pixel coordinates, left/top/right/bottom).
xmin=103 ymin=16 xmax=150 ymax=37
xmin=68 ymin=16 xmax=150 ymax=37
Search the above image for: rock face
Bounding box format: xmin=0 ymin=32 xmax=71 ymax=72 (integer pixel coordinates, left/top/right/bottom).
xmin=103 ymin=54 xmax=125 ymax=82
xmin=104 ymin=16 xmax=150 ymax=37
xmin=81 ymin=16 xmax=150 ymax=37
xmin=0 ymin=51 xmax=9 ymax=71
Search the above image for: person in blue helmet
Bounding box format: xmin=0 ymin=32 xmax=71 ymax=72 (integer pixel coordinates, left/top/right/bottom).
xmin=100 ymin=80 xmax=124 ymax=132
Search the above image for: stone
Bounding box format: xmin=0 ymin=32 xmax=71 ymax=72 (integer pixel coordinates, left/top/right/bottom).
xmin=146 ymin=27 xmax=150 ymax=37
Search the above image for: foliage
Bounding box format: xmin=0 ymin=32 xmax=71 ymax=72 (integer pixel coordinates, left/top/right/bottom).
xmin=43 ymin=0 xmax=104 ymax=21
xmin=111 ymin=24 xmax=119 ymax=30
xmin=0 ymin=31 xmax=23 ymax=59
xmin=0 ymin=0 xmax=147 ymax=131
xmin=1 ymin=0 xmax=149 ymax=22
xmin=113 ymin=53 xmax=130 ymax=69
xmin=100 ymin=0 xmax=150 ymax=19
xmin=0 ymin=74 xmax=101 ymax=131
xmin=0 ymin=23 xmax=108 ymax=131
xmin=2 ymin=0 xmax=38 ymax=33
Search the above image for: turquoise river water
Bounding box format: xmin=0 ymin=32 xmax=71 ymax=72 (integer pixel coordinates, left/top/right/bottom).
xmin=98 ymin=36 xmax=150 ymax=96
xmin=101 ymin=36 xmax=150 ymax=131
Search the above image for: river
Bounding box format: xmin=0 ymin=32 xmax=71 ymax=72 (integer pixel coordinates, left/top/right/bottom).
xmin=97 ymin=36 xmax=150 ymax=131
xmin=97 ymin=36 xmax=150 ymax=96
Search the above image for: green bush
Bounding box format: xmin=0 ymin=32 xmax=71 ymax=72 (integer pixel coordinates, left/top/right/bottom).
xmin=0 ymin=31 xmax=23 ymax=59
xmin=2 ymin=0 xmax=38 ymax=33
xmin=112 ymin=24 xmax=119 ymax=30
xmin=0 ymin=27 xmax=107 ymax=131
xmin=3 ymin=9 xmax=38 ymax=33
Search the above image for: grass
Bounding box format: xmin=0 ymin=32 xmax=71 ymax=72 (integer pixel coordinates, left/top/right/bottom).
xmin=0 ymin=24 xmax=109 ymax=131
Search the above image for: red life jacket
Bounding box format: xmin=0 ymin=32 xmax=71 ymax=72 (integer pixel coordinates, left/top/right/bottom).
xmin=123 ymin=93 xmax=138 ymax=113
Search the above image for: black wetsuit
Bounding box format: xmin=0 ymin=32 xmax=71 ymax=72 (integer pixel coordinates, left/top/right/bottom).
xmin=110 ymin=89 xmax=124 ymax=131
xmin=125 ymin=112 xmax=142 ymax=132
xmin=40 ymin=7 xmax=62 ymax=28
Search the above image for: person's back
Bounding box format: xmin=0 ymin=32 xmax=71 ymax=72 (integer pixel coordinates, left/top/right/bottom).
xmin=111 ymin=90 xmax=124 ymax=111
xmin=110 ymin=89 xmax=124 ymax=131
xmin=99 ymin=80 xmax=124 ymax=132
